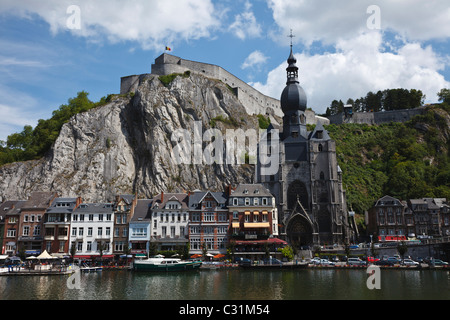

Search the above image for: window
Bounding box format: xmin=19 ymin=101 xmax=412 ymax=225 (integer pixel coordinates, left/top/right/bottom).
xmin=79 ymin=227 xmax=84 ymax=236
xmin=233 ymin=211 xmax=238 ymax=220
xmin=59 ymin=241 xmax=65 ymax=252
xmin=233 ymin=198 xmax=238 ymax=206
xmin=89 ymin=214 xmax=94 ymax=221
xmin=114 ymin=241 xmax=125 ymax=252
xmin=98 ymin=214 xmax=103 ymax=221
xmin=7 ymin=229 xmax=16 ymax=237
xmin=245 ymin=198 xmax=250 ymax=206
xmin=98 ymin=227 xmax=103 ymax=236
xmin=253 ymin=198 xmax=259 ymax=206
xmin=88 ymin=227 xmax=93 ymax=236
xmin=77 ymin=242 xmax=83 ymax=251
xmin=203 ymin=212 xmax=214 ymax=222
xmin=171 ymin=226 xmax=175 ymax=238
xmin=262 ymin=198 xmax=268 ymax=205
xmin=106 ymin=214 xmax=112 ymax=221
xmin=23 ymin=226 xmax=30 ymax=236
xmin=24 ymin=215 xmax=29 ymax=222
xmin=87 ymin=241 xmax=92 ymax=251
xmin=33 ymin=226 xmax=40 ymax=236
xmin=79 ymin=214 xmax=84 ymax=221
xmin=72 ymin=215 xmax=78 ymax=221
xmin=162 ymin=227 xmax=166 ymax=238
xmin=106 ymin=227 xmax=110 ymax=236
xmin=72 ymin=228 xmax=77 ymax=236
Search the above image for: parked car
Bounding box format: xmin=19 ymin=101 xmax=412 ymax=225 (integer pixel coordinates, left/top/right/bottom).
xmin=319 ymin=259 xmax=335 ymax=266
xmin=375 ymin=260 xmax=394 ymax=266
xmin=236 ymin=258 xmax=252 ymax=266
xmin=347 ymin=257 xmax=366 ymax=266
xmin=402 ymin=259 xmax=419 ymax=266
xmin=387 ymin=257 xmax=401 ymax=264
xmin=309 ymin=257 xmax=321 ymax=265
xmin=367 ymin=256 xmax=380 ymax=263
xmin=431 ymin=259 xmax=448 ymax=266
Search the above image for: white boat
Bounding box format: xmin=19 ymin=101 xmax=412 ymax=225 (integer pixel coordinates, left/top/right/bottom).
xmin=133 ymin=257 xmax=202 ymax=272
xmin=79 ymin=263 xmax=103 ymax=272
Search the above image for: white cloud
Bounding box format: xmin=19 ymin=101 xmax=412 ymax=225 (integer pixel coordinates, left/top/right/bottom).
xmin=228 ymin=0 xmax=262 ymax=40
xmin=251 ymin=32 xmax=450 ymax=114
xmin=241 ymin=50 xmax=268 ymax=69
xmin=267 ymin=0 xmax=450 ymax=45
xmin=0 ymin=0 xmax=221 ymax=50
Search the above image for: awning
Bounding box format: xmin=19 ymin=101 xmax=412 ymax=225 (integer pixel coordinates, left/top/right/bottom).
xmin=190 ymin=254 xmax=202 ymax=259
xmin=244 ymin=222 xmax=270 ymax=228
xmin=244 ymin=211 xmax=251 ymax=215
xmin=253 ymin=211 xmax=259 ymax=215
xmin=262 ymin=210 xmax=268 ymax=214
xmin=232 ymin=222 xmax=240 ymax=228
xmin=213 ymin=254 xmax=225 ymax=259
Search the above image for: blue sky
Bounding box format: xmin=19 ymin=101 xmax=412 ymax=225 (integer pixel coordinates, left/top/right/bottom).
xmin=0 ymin=0 xmax=449 ymax=141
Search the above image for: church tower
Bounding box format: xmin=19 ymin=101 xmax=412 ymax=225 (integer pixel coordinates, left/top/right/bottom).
xmin=257 ymin=40 xmax=352 ymax=246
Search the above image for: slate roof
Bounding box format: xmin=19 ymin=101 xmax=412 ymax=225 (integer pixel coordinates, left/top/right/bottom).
xmin=131 ymin=199 xmax=152 ymax=222
xmin=231 ymin=184 xmax=273 ymax=197
xmin=151 ymin=193 xmax=189 ymax=210
xmin=73 ymin=203 xmax=114 ymax=214
xmin=188 ymin=191 xmax=228 ymax=210
xmin=22 ymin=192 xmax=58 ymax=210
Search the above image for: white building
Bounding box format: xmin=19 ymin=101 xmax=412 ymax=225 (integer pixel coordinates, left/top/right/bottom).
xmin=150 ymin=192 xmax=189 ymax=251
xmin=70 ymin=203 xmax=115 ymax=259
xmin=129 ymin=199 xmax=152 ymax=258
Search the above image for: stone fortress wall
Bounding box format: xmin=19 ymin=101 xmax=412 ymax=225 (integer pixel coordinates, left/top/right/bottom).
xmin=120 ymin=53 xmax=329 ymax=125
xmin=328 ymin=106 xmax=425 ymax=125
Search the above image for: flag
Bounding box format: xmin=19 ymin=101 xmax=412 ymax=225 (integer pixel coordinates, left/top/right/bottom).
xmin=165 ymin=46 xmax=171 ymax=51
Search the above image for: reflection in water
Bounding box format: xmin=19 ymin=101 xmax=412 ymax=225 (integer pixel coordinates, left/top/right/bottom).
xmin=0 ymin=269 xmax=448 ymax=300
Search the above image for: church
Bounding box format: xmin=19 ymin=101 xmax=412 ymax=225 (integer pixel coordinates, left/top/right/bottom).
xmin=256 ymin=44 xmax=354 ymax=247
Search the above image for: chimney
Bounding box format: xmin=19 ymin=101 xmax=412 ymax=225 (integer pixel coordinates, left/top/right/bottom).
xmin=161 ymin=191 xmax=164 ymax=204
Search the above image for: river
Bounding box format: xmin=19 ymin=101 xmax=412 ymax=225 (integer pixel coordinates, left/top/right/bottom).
xmin=0 ymin=268 xmax=449 ymax=300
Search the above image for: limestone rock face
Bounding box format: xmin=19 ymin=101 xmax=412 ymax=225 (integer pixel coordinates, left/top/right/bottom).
xmin=0 ymin=74 xmax=263 ymax=202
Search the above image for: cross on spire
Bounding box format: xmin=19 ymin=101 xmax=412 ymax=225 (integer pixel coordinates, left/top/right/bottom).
xmin=288 ymin=29 xmax=295 ymax=48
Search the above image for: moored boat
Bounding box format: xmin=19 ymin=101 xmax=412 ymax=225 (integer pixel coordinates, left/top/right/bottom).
xmin=132 ymin=257 xmax=202 ymax=272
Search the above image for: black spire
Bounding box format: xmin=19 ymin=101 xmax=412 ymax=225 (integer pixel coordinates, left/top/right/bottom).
xmin=286 ymin=30 xmax=298 ymax=84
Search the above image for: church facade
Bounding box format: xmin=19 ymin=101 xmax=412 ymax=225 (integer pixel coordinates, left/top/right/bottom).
xmin=256 ymin=46 xmax=353 ymax=246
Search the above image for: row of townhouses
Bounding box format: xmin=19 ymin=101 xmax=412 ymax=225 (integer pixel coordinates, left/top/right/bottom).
xmin=367 ymin=195 xmax=450 ymax=240
xmin=0 ymin=184 xmax=283 ymax=260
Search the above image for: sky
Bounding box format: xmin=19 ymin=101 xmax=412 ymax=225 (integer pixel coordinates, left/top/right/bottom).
xmin=0 ymin=0 xmax=449 ymax=141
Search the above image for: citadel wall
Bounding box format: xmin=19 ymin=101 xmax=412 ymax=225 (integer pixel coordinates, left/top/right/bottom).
xmin=328 ymin=107 xmax=425 ymax=125
xmin=120 ymin=53 xmax=328 ymax=125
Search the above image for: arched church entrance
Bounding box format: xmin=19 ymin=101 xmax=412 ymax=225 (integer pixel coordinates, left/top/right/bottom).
xmin=286 ymin=214 xmax=313 ymax=246
xmin=287 ymin=180 xmax=309 ymax=210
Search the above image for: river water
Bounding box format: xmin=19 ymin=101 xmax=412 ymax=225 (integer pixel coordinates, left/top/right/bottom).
xmin=0 ymin=268 xmax=449 ymax=300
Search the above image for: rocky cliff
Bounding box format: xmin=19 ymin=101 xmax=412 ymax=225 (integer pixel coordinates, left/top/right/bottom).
xmin=0 ymin=73 xmax=271 ymax=202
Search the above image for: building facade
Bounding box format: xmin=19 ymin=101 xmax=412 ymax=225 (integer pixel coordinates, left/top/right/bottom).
xmin=1 ymin=201 xmax=26 ymax=255
xmin=367 ymin=195 xmax=450 ymax=240
xmin=150 ymin=192 xmax=189 ymax=251
xmin=113 ymin=195 xmax=137 ymax=256
xmin=17 ymin=192 xmax=58 ymax=256
xmin=256 ymin=46 xmax=351 ymax=246
xmin=70 ymin=203 xmax=115 ymax=259
xmin=129 ymin=199 xmax=152 ymax=258
xmin=188 ymin=190 xmax=229 ymax=255
xmin=43 ymin=197 xmax=82 ymax=256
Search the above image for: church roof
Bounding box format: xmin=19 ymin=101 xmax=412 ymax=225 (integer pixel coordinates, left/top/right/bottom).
xmin=309 ymin=121 xmax=331 ymax=141
xmin=280 ymin=47 xmax=307 ymax=113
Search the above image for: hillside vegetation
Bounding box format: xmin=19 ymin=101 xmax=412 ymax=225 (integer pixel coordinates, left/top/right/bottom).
xmin=326 ymin=103 xmax=450 ymax=214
